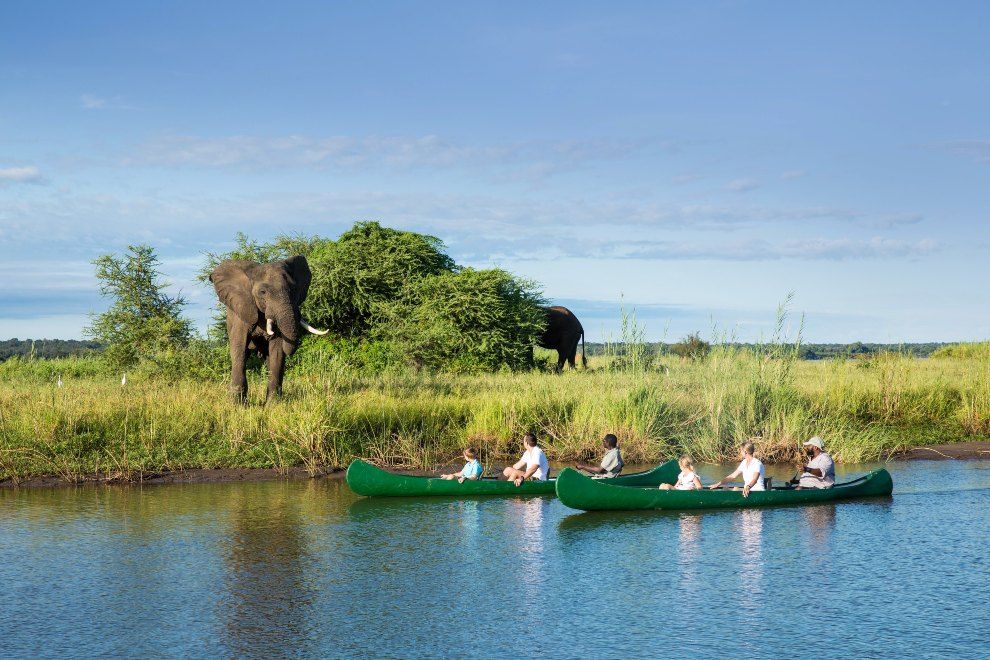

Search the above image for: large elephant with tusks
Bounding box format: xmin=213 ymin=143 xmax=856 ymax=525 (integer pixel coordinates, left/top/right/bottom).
xmin=538 ymin=305 xmax=586 ymax=371
xmin=210 ymin=256 xmax=327 ymax=402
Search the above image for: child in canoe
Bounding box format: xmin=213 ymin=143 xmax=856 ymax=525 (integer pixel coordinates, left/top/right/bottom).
xmin=659 ymin=455 xmax=703 ymax=490
xmin=441 ymin=447 xmax=483 ymax=483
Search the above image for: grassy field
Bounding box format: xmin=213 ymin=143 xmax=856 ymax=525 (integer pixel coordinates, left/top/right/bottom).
xmin=2 ymin=346 xmax=988 ymax=482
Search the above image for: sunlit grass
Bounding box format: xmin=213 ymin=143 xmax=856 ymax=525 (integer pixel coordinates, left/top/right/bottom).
xmin=1 ymin=348 xmax=988 ymax=482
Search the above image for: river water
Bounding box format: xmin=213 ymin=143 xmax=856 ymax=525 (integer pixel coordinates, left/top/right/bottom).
xmin=2 ymin=460 xmax=989 ymax=658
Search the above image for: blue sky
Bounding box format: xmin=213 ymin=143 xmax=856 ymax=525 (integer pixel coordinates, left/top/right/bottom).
xmin=2 ymin=1 xmax=988 ymax=342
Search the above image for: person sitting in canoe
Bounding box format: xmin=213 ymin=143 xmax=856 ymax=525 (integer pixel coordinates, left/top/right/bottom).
xmin=708 ymin=442 xmax=765 ymax=497
xmin=790 ymin=436 xmax=835 ymax=489
xmin=574 ymin=433 xmax=624 ymax=478
xmin=441 ymin=447 xmax=484 ymax=483
xmin=659 ymin=455 xmax=703 ymax=490
xmin=502 ymin=432 xmax=550 ymax=486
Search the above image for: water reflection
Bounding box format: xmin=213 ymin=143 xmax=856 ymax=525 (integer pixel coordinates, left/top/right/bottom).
xmin=803 ymin=504 xmax=837 ymax=550
xmin=735 ymin=509 xmax=764 ymax=618
xmin=678 ymin=514 xmax=702 ymax=593
xmin=219 ymin=486 xmax=313 ymax=656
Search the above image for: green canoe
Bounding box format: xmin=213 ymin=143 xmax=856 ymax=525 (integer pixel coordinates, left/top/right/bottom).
xmin=555 ymin=466 xmax=893 ymax=511
xmin=345 ymin=459 xmax=680 ymax=497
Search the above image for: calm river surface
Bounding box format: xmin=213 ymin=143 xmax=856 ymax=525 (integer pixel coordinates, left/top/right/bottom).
xmin=2 ymin=460 xmax=989 ymax=658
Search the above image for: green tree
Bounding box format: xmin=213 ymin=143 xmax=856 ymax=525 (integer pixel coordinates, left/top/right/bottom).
xmin=671 ymin=332 xmax=711 ymax=361
xmin=85 ymin=244 xmax=193 ymax=368
xmin=379 ymin=268 xmax=547 ymax=372
xmin=305 ymin=221 xmax=456 ymax=336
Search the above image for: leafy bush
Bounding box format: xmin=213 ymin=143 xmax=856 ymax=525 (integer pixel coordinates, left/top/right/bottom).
xmin=932 ymin=342 xmax=990 ymax=359
xmin=85 ymin=245 xmax=194 ymax=368
xmin=305 ymin=221 xmax=456 ymax=336
xmin=671 ymin=332 xmax=711 ymax=360
xmin=379 ymin=268 xmax=547 ymax=372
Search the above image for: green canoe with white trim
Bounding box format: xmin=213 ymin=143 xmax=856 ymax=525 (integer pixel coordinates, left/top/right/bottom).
xmin=345 ymin=458 xmax=680 ymax=497
xmin=555 ymin=466 xmax=893 ymax=511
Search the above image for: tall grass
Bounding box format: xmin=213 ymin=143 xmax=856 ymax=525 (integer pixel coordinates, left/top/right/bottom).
xmin=2 ymin=343 xmax=988 ymax=482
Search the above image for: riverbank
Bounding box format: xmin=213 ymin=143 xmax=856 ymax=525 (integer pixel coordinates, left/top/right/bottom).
xmin=3 ymin=442 xmax=989 ymax=488
xmin=2 ymin=350 xmax=987 ymax=483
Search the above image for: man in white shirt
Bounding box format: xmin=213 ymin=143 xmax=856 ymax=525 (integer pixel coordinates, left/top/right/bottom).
xmin=792 ymin=436 xmax=835 ymax=489
xmin=502 ymin=433 xmax=550 ymax=486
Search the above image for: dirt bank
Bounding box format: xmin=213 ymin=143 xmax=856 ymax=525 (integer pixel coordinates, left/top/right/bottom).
xmin=895 ymin=441 xmax=990 ymax=461
xmin=0 ymin=467 xmax=345 ymax=489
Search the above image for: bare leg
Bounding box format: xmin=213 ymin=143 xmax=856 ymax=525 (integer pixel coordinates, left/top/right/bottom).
xmin=659 ymin=483 xmax=674 ymax=490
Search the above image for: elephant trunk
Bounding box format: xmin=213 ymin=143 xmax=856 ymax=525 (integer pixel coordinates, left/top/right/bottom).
xmin=269 ymin=304 xmax=300 ymax=355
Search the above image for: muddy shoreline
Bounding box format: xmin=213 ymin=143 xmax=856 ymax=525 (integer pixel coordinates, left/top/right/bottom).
xmin=3 ymin=442 xmax=988 ymax=489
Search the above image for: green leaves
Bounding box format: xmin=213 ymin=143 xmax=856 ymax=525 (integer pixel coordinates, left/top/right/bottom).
xmin=85 ymin=245 xmax=193 ymax=369
xmin=378 ymin=268 xmax=547 ymax=372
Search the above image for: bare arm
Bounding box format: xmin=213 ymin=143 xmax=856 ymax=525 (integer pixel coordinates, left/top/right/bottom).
xmin=512 ymin=459 xmax=526 ymax=470
xmin=692 ymin=475 xmax=703 ymax=490
xmin=802 ymin=466 xmax=823 ymax=477
xmin=576 ymin=462 xmax=606 ymax=474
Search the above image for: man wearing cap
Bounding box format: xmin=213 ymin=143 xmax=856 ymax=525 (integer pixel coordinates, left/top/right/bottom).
xmin=792 ymin=436 xmax=835 ymax=489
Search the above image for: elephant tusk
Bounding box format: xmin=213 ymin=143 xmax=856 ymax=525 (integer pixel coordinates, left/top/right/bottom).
xmin=266 ymin=318 xmax=275 ymax=337
xmin=301 ymin=319 xmax=329 ymax=336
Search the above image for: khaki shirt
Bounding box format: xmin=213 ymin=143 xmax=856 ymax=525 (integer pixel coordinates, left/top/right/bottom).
xmin=799 ymin=452 xmax=835 ymax=488
xmin=600 ymin=447 xmax=624 ymax=477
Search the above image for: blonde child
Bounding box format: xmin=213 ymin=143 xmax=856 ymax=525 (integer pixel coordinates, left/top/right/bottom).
xmin=441 ymin=448 xmax=483 ymax=483
xmin=659 ymin=455 xmax=703 ymax=490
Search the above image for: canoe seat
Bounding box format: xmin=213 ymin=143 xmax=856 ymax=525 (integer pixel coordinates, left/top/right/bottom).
xmin=763 ymin=477 xmax=772 ymax=490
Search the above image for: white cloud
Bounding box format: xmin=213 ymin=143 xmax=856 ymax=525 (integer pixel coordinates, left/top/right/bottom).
xmin=124 ymin=133 xmax=674 ymax=179
xmin=491 ymin=236 xmax=941 ymax=262
xmin=80 ymin=93 xmax=132 ymax=110
xmin=80 ymin=94 xmax=107 ymax=109
xmin=931 ymin=140 xmax=990 ymax=164
xmin=0 ymin=166 xmax=43 ymax=184
xmin=780 ymin=169 xmax=806 ymax=179
xmin=726 ymin=178 xmax=761 ymax=192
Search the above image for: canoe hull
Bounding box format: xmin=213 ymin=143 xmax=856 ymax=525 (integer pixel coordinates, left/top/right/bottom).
xmin=345 ymin=459 xmax=679 ymax=497
xmin=555 ymin=467 xmax=893 ymax=511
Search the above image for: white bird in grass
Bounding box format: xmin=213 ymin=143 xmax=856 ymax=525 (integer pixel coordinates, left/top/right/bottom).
xmin=57 ymin=374 xmax=63 ymax=388
xmin=121 ymin=372 xmax=127 ymax=386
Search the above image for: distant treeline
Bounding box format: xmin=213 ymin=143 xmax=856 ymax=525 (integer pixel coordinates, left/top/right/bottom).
xmin=1 ymin=338 xmax=951 ymax=363
xmin=0 ymin=339 xmax=102 ymax=361
xmin=585 ymin=341 xmax=949 ymax=359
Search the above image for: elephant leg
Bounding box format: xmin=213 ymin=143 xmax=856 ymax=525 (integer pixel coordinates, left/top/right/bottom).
xmin=567 ymin=337 xmax=579 ymax=369
xmin=228 ymin=323 xmax=249 ymax=403
xmin=266 ymin=340 xmax=286 ymax=402
xmin=556 ymin=350 xmax=566 ymax=372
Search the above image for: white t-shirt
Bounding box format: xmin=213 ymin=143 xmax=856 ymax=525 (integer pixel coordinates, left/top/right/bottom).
xmin=522 ymin=446 xmax=550 ymax=481
xmin=736 ymin=457 xmax=765 ymax=491
xmin=675 ymin=469 xmax=699 ymax=490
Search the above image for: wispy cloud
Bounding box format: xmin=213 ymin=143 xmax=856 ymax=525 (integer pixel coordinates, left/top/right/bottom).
xmin=726 ymin=178 xmax=761 ymax=192
xmin=0 ymin=188 xmax=932 ymax=254
xmin=124 ymin=133 xmax=676 ymax=179
xmin=930 ymin=140 xmax=990 ymax=164
xmin=80 ymin=93 xmax=132 ymax=110
xmin=0 ymin=166 xmax=44 ymax=185
xmin=780 ymin=169 xmax=806 ymax=179
xmin=489 ymin=236 xmax=941 ymax=262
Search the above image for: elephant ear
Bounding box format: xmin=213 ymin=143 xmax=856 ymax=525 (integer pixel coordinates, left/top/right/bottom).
xmin=283 ymin=255 xmax=312 ymax=306
xmin=209 ymin=260 xmax=259 ymax=326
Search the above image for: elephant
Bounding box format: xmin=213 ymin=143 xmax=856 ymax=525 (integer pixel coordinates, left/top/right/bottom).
xmin=538 ymin=305 xmax=586 ymax=371
xmin=210 ymin=256 xmax=327 ymax=402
